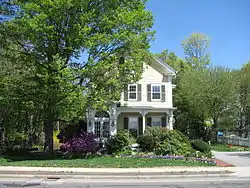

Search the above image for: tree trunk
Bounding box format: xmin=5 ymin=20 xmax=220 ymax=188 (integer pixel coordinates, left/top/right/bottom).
xmin=239 ymin=110 xmax=244 ymax=137
xmin=0 ymin=111 xmax=7 ymax=154
xmin=43 ymin=115 xmax=54 ymax=153
xmin=244 ymin=117 xmax=249 ymax=138
xmin=0 ymin=125 xmax=5 ymax=155
xmin=213 ymin=117 xmax=218 ymax=143
xmin=27 ymin=115 xmax=34 ymax=149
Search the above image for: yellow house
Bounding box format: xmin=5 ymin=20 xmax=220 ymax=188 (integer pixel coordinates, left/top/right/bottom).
xmin=86 ymin=57 xmax=176 ymax=139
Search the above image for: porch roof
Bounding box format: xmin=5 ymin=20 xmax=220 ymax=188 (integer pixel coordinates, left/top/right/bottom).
xmin=117 ymin=106 xmax=176 ymax=115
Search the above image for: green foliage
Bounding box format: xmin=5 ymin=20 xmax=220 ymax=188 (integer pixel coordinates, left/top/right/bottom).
xmin=0 ymin=0 xmax=154 ymax=152
xmin=0 ymin=156 xmax=214 ymax=167
xmin=137 ymin=127 xmax=193 ymax=156
xmin=182 ymin=33 xmax=210 ymax=68
xmin=237 ymin=62 xmax=250 ymax=136
xmin=136 ymin=135 xmax=156 ymax=152
xmin=155 ymin=50 xmax=188 ymax=72
xmin=57 ymin=120 xmax=87 ymax=143
xmin=105 ymin=131 xmax=132 ymax=154
xmin=53 ymin=130 xmax=61 ymax=150
xmin=195 ymin=151 xmax=213 ymax=158
xmin=191 ymin=139 xmax=211 ymax=152
xmin=6 ymin=132 xmax=28 ymax=148
xmin=155 ymin=139 xmax=193 ymax=156
xmin=211 ymin=144 xmax=250 ymax=152
xmin=179 ymin=66 xmax=237 ymax=129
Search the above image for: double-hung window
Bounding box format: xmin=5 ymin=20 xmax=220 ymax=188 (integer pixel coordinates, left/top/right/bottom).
xmin=128 ymin=84 xmax=137 ymax=100
xmin=151 ymin=84 xmax=161 ymax=100
xmin=151 ymin=117 xmax=161 ymax=127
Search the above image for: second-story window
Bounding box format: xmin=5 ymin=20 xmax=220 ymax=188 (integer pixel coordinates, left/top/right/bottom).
xmin=128 ymin=84 xmax=137 ymax=100
xmin=151 ymin=85 xmax=161 ymax=100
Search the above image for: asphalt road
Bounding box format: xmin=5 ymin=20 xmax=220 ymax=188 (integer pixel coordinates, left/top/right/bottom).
xmin=1 ymin=178 xmax=250 ymax=188
xmin=213 ymin=151 xmax=250 ymax=167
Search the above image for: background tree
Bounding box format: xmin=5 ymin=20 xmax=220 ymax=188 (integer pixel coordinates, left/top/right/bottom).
xmin=237 ymin=62 xmax=250 ymax=137
xmin=178 ymin=66 xmax=237 ymax=140
xmin=182 ymin=33 xmax=210 ymax=68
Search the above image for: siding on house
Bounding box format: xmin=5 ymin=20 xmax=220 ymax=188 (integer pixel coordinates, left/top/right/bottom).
xmin=120 ymin=62 xmax=174 ymax=108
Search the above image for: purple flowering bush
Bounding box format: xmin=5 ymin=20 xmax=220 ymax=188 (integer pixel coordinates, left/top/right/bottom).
xmin=60 ymin=132 xmax=98 ymax=156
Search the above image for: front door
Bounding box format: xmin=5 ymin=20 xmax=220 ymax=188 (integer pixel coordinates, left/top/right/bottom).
xmin=128 ymin=117 xmax=138 ymax=138
xmin=94 ymin=117 xmax=110 ymax=140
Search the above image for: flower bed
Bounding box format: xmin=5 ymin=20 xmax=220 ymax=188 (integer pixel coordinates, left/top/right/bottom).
xmin=227 ymin=144 xmax=249 ymax=151
xmin=119 ymin=154 xmax=217 ymax=165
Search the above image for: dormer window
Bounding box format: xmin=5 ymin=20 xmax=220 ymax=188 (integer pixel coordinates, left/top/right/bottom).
xmin=151 ymin=84 xmax=161 ymax=100
xmin=128 ymin=84 xmax=137 ymax=100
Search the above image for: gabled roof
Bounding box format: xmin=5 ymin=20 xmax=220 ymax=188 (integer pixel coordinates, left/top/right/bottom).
xmin=152 ymin=57 xmax=176 ymax=75
xmin=155 ymin=57 xmax=176 ymax=73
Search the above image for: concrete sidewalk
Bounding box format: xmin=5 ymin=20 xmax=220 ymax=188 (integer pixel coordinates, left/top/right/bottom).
xmin=213 ymin=151 xmax=250 ymax=167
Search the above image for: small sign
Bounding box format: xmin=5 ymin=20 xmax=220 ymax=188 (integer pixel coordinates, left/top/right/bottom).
xmin=217 ymin=131 xmax=223 ymax=136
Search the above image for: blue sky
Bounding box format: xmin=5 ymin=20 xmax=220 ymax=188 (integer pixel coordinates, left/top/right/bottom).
xmin=146 ymin=0 xmax=250 ymax=69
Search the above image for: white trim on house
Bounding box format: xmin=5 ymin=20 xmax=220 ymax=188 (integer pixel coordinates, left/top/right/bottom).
xmin=93 ymin=117 xmax=110 ymax=141
xmin=154 ymin=57 xmax=176 ymax=75
xmin=151 ymin=84 xmax=161 ymax=101
xmin=128 ymin=84 xmax=137 ymax=100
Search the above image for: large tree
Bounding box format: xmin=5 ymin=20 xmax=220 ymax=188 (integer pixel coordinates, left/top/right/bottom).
xmin=1 ymin=0 xmax=154 ymax=152
xmin=182 ymin=33 xmax=210 ymax=68
xmin=179 ymin=66 xmax=237 ymax=132
xmin=237 ymin=62 xmax=250 ymax=137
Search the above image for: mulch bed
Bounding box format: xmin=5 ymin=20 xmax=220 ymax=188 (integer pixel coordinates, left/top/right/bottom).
xmin=215 ymin=159 xmax=234 ymax=167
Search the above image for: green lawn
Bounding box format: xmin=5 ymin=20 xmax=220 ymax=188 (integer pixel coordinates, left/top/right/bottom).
xmin=0 ymin=157 xmax=215 ymax=168
xmin=211 ymin=144 xmax=250 ymax=152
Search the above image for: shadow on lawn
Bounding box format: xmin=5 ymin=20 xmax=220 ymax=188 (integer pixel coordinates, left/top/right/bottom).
xmin=3 ymin=150 xmax=64 ymax=162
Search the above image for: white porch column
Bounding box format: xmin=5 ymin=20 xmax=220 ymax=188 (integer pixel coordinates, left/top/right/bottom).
xmin=86 ymin=108 xmax=96 ymax=133
xmin=110 ymin=119 xmax=117 ymax=136
xmin=140 ymin=110 xmax=148 ymax=134
xmin=91 ymin=119 xmax=95 ymax=132
xmin=169 ymin=114 xmax=174 ymax=130
xmin=108 ymin=103 xmax=118 ymax=136
xmin=166 ymin=115 xmax=169 ymax=129
xmin=142 ymin=115 xmax=146 ymax=134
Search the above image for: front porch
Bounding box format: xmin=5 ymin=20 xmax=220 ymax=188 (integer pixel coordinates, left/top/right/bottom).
xmin=86 ymin=104 xmax=175 ymax=139
xmin=117 ymin=106 xmax=175 ymax=137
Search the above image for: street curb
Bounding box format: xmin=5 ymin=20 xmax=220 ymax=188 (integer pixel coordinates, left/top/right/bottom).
xmin=0 ymin=168 xmax=235 ymax=180
xmin=0 ymin=170 xmax=234 ymax=176
xmin=0 ymin=173 xmax=235 ymax=180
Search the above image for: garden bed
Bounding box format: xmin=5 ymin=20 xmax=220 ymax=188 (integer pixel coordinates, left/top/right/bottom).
xmin=0 ymin=155 xmax=216 ymax=168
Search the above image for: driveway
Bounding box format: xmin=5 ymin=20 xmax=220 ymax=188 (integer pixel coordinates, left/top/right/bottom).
xmin=213 ymin=151 xmax=250 ymax=167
